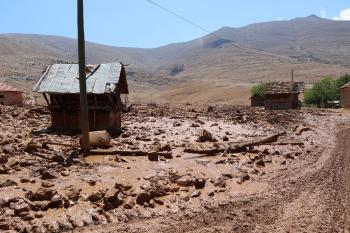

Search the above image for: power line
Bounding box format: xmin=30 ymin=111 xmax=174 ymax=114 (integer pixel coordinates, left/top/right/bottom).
xmin=144 ymin=0 xmax=292 ymax=59
xmin=144 ymin=0 xmax=234 ymax=42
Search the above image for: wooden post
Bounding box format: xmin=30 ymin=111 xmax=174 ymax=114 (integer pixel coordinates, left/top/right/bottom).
xmin=292 ymin=69 xmax=294 ymax=83
xmin=77 ymin=0 xmax=90 ymax=156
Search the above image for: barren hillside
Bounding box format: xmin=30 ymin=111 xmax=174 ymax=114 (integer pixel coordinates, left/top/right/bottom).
xmin=0 ymin=15 xmax=350 ymax=104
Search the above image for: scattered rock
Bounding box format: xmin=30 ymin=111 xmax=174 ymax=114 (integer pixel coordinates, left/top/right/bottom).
xmin=136 ymin=191 xmax=151 ymax=205
xmin=41 ymin=170 xmax=58 ymax=180
xmin=123 ymin=197 xmax=135 ymax=209
xmin=148 ymin=153 xmax=159 ymax=162
xmin=255 ymin=159 xmax=265 ymax=167
xmin=66 ymin=188 xmax=81 ymax=202
xmin=177 ymin=175 xmax=194 ymax=187
xmin=103 ymin=190 xmax=123 ymax=210
xmin=197 ymin=129 xmax=217 ymax=142
xmin=0 ymin=179 xmax=17 ymax=188
xmin=41 ymin=181 xmax=55 ymax=188
xmin=238 ymin=174 xmax=250 ymax=184
xmin=193 ymin=178 xmax=206 ymax=189
xmin=26 ymin=187 xmax=56 ymax=201
xmin=87 ymin=180 xmax=96 ymax=186
xmin=61 ymin=170 xmax=70 ymax=177
xmin=88 ymin=190 xmax=106 ymax=203
xmin=0 ymin=155 xmax=8 ymax=164
xmin=190 ymin=190 xmax=201 ymax=198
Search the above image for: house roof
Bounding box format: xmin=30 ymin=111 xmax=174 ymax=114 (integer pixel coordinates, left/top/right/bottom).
xmin=0 ymin=83 xmax=21 ymax=92
xmin=341 ymin=82 xmax=350 ymax=89
xmin=264 ymin=82 xmax=304 ymax=94
xmin=33 ymin=63 xmax=128 ymax=94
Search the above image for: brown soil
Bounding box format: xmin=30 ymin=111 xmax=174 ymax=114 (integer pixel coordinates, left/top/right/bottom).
xmin=0 ymin=104 xmax=349 ymax=232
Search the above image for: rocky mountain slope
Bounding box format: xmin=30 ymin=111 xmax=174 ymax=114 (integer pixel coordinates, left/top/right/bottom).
xmin=0 ymin=15 xmax=349 ymax=103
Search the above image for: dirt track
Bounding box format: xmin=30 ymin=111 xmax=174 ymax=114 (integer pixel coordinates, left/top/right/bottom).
xmin=76 ymin=111 xmax=350 ymax=233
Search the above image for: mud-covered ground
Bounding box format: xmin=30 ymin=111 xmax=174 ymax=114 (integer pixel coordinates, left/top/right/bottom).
xmin=0 ymin=104 xmax=349 ymax=233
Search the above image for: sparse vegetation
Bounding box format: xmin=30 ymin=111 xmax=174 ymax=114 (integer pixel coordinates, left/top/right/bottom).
xmin=251 ymin=84 xmax=265 ymax=97
xmin=304 ymin=74 xmax=350 ymax=107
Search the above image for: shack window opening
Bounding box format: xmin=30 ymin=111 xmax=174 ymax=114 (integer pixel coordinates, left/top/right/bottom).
xmin=0 ymin=95 xmax=4 ymax=98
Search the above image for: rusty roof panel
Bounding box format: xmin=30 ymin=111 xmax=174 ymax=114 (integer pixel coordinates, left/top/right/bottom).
xmin=33 ymin=63 xmax=123 ymax=94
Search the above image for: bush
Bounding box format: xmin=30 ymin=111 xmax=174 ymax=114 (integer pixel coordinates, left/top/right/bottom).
xmin=304 ymin=75 xmax=350 ymax=107
xmin=251 ymin=84 xmax=265 ymax=97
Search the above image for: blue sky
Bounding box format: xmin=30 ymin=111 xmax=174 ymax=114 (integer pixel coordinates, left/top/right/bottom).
xmin=1 ymin=0 xmax=349 ymax=48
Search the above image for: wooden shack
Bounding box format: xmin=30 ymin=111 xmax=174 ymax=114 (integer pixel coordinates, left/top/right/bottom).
xmin=264 ymin=82 xmax=304 ymax=110
xmin=250 ymin=94 xmax=265 ymax=107
xmin=340 ymin=82 xmax=350 ymax=108
xmin=33 ymin=63 xmax=128 ymax=131
xmin=0 ymin=83 xmax=23 ymax=107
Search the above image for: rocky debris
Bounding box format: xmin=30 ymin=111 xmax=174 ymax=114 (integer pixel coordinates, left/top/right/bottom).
xmin=0 ymin=154 xmax=8 ymax=164
xmin=197 ymin=129 xmax=217 ymax=143
xmin=88 ymin=190 xmax=105 ymax=203
xmin=61 ymin=170 xmax=70 ymax=176
xmin=66 ymin=188 xmax=81 ymax=202
xmin=0 ymin=179 xmax=17 ymax=188
xmin=41 ymin=181 xmax=55 ymax=188
xmin=214 ymin=176 xmax=227 ymax=188
xmin=40 ymin=169 xmax=58 ymax=180
xmin=255 ymin=159 xmax=265 ymax=167
xmin=103 ymin=189 xmax=123 ymax=211
xmin=136 ymin=191 xmax=152 ymax=206
xmin=173 ymin=121 xmax=182 ymax=127
xmin=22 ymin=138 xmax=42 ymax=153
xmin=177 ymin=175 xmax=195 ymax=187
xmin=238 ymin=174 xmax=250 ymax=184
xmin=193 ymin=178 xmax=206 ymax=189
xmin=148 ymin=153 xmax=159 ymax=161
xmin=160 ymin=143 xmax=172 ymax=152
xmin=10 ymin=199 xmax=31 ymax=215
xmin=115 ymin=182 xmax=133 ymax=192
xmin=26 ymin=187 xmax=56 ymax=201
xmin=123 ymin=197 xmax=135 ymax=209
xmin=190 ymin=190 xmax=201 ymax=198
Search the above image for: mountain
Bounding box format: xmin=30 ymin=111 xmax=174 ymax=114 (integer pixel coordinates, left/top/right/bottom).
xmin=0 ymin=15 xmax=350 ymax=104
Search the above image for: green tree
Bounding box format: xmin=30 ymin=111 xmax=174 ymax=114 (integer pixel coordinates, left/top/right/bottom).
xmin=304 ymin=77 xmax=338 ymax=107
xmin=251 ymin=84 xmax=265 ymax=97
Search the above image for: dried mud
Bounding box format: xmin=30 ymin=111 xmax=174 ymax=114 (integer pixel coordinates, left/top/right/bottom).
xmin=0 ymin=104 xmax=349 ymax=233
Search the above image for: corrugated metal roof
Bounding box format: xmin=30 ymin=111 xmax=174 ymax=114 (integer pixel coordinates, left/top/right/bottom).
xmin=33 ymin=63 xmax=123 ymax=94
xmin=0 ymin=83 xmax=21 ymax=92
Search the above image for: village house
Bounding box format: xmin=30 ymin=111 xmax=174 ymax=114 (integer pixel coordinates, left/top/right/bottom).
xmin=250 ymin=94 xmax=265 ymax=107
xmin=340 ymin=82 xmax=350 ymax=108
xmin=33 ymin=62 xmax=128 ymax=132
xmin=264 ymin=82 xmax=304 ymax=110
xmin=0 ymin=83 xmax=23 ymax=107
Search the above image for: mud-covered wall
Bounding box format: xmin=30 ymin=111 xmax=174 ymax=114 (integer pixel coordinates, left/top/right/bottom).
xmin=340 ymin=87 xmax=350 ymax=108
xmin=0 ymin=91 xmax=23 ymax=107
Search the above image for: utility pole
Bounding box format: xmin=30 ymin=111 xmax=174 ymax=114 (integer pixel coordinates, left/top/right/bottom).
xmin=292 ymin=69 xmax=294 ymax=83
xmin=77 ymin=0 xmax=90 ymax=156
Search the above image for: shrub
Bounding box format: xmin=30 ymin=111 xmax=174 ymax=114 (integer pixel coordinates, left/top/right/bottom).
xmin=251 ymin=84 xmax=265 ymax=97
xmin=304 ymin=77 xmax=338 ymax=107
